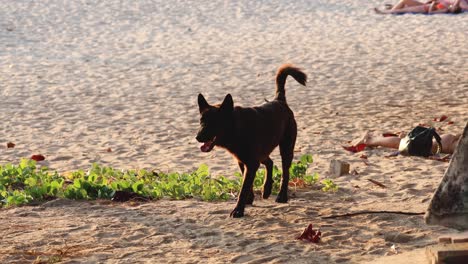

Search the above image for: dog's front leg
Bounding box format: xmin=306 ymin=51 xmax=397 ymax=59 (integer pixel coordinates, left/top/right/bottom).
xmin=238 ymin=162 xmax=254 ymax=205
xmin=230 ymin=162 xmax=259 ymax=218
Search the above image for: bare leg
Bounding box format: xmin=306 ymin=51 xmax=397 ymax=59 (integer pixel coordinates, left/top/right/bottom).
xmin=375 ymin=1 xmax=428 ymax=14
xmin=377 ymin=5 xmax=428 ymax=14
xmin=393 ymin=0 xmax=425 ymax=9
xmin=434 ymin=134 xmax=461 ymax=154
xmin=353 ymin=131 xmax=402 ymax=149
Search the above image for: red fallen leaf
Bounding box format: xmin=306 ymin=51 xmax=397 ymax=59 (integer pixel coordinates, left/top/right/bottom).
xmin=382 ymin=133 xmax=398 ymax=137
xmin=7 ymin=142 xmax=15 ymax=148
xmin=360 ymin=154 xmax=368 ymax=159
xmin=434 ymin=115 xmax=448 ymax=122
xmin=418 ymin=123 xmax=430 ymax=127
xmin=343 ymin=143 xmax=367 ymax=153
xmin=447 ymin=121 xmax=454 ymax=125
xmin=289 ymin=179 xmax=306 ymax=187
xmin=297 ymin=223 xmax=321 ymax=243
xmin=31 ymin=154 xmax=45 ymax=161
xmin=106 ymin=147 xmax=112 ymax=152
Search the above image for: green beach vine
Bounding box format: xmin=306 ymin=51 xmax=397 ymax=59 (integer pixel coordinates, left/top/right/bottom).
xmin=0 ymin=154 xmax=336 ymax=207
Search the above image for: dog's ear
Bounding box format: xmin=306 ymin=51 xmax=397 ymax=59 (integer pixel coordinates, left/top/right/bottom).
xmin=198 ymin=94 xmax=210 ymax=113
xmin=220 ymin=94 xmax=233 ymax=113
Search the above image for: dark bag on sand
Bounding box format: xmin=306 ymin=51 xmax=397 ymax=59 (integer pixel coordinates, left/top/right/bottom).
xmin=399 ymin=126 xmax=442 ymax=157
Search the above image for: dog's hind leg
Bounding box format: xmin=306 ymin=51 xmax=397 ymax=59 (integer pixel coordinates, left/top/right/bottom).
xmin=231 ymin=161 xmax=260 ymax=218
xmin=261 ymin=158 xmax=274 ymax=199
xmin=238 ymin=162 xmax=245 ymax=174
xmin=245 ymin=187 xmax=255 ymax=205
xmin=276 ymin=123 xmax=297 ymax=203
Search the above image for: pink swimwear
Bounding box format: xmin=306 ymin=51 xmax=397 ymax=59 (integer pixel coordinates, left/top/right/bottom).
xmin=435 ymin=0 xmax=455 ymax=10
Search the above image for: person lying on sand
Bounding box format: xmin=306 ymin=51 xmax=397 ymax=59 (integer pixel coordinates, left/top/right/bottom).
xmin=374 ymin=0 xmax=467 ymax=14
xmin=353 ymin=131 xmax=460 ymax=154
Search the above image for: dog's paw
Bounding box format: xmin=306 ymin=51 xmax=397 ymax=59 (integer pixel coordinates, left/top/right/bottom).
xmin=230 ymin=208 xmax=245 ymax=218
xmin=275 ymin=195 xmax=288 ymax=203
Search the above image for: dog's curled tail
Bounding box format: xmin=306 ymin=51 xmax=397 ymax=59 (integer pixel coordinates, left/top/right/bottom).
xmin=275 ymin=64 xmax=307 ymax=102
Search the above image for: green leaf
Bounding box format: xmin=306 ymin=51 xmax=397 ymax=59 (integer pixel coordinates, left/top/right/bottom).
xmin=300 ymin=154 xmax=313 ymax=164
xmin=196 ymin=164 xmax=210 ymax=178
xmin=24 ymin=177 xmax=37 ymax=187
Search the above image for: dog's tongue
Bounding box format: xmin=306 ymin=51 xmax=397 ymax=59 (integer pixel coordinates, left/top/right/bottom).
xmin=200 ymin=140 xmax=214 ymax=152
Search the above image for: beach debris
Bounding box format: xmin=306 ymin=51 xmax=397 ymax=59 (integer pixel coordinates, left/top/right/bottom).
xmin=106 ymin=147 xmax=112 ymax=152
xmin=425 ymin=121 xmax=468 ymax=230
xmin=329 ymin=160 xmax=350 ymax=177
xmin=359 ymin=154 xmax=368 ymax=159
xmin=367 ymin=179 xmax=387 ymax=189
xmin=390 ymin=244 xmax=398 ymax=254
xmin=426 ymin=238 xmax=468 ymax=264
xmin=448 ymin=121 xmax=454 ymax=125
xmin=385 ymin=151 xmax=400 ymax=158
xmin=433 ymin=115 xmax=448 ymax=122
xmin=297 ymin=223 xmax=321 ymax=243
xmin=7 ymin=142 xmax=15 ymax=148
xmin=428 ymin=154 xmax=451 ymax=162
xmin=438 ymin=237 xmax=452 ymax=243
xmin=342 ymin=143 xmax=366 ymax=153
xmin=322 ymin=210 xmax=424 ymax=219
xmin=382 ymin=133 xmax=398 ymax=137
xmin=31 ymin=154 xmax=45 ymax=161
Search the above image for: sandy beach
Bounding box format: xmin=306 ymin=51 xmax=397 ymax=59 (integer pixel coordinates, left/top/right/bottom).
xmin=1 ymin=0 xmax=467 ymax=263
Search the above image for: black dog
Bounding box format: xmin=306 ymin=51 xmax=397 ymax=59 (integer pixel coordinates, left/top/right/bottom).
xmin=196 ymin=64 xmax=307 ymax=217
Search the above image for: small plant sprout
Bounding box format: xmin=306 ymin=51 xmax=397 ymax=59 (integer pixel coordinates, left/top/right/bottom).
xmin=321 ymin=179 xmax=339 ymax=192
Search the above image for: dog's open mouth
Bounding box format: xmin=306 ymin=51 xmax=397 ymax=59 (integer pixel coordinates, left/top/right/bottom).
xmin=200 ymin=136 xmax=216 ymax=152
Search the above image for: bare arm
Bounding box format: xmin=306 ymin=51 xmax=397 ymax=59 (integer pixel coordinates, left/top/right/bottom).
xmin=449 ymin=0 xmax=468 ymax=12
xmin=450 ymin=0 xmax=461 ymax=11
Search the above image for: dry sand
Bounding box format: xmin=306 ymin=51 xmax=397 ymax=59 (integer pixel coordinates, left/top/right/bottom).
xmin=0 ymin=0 xmax=467 ymax=263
